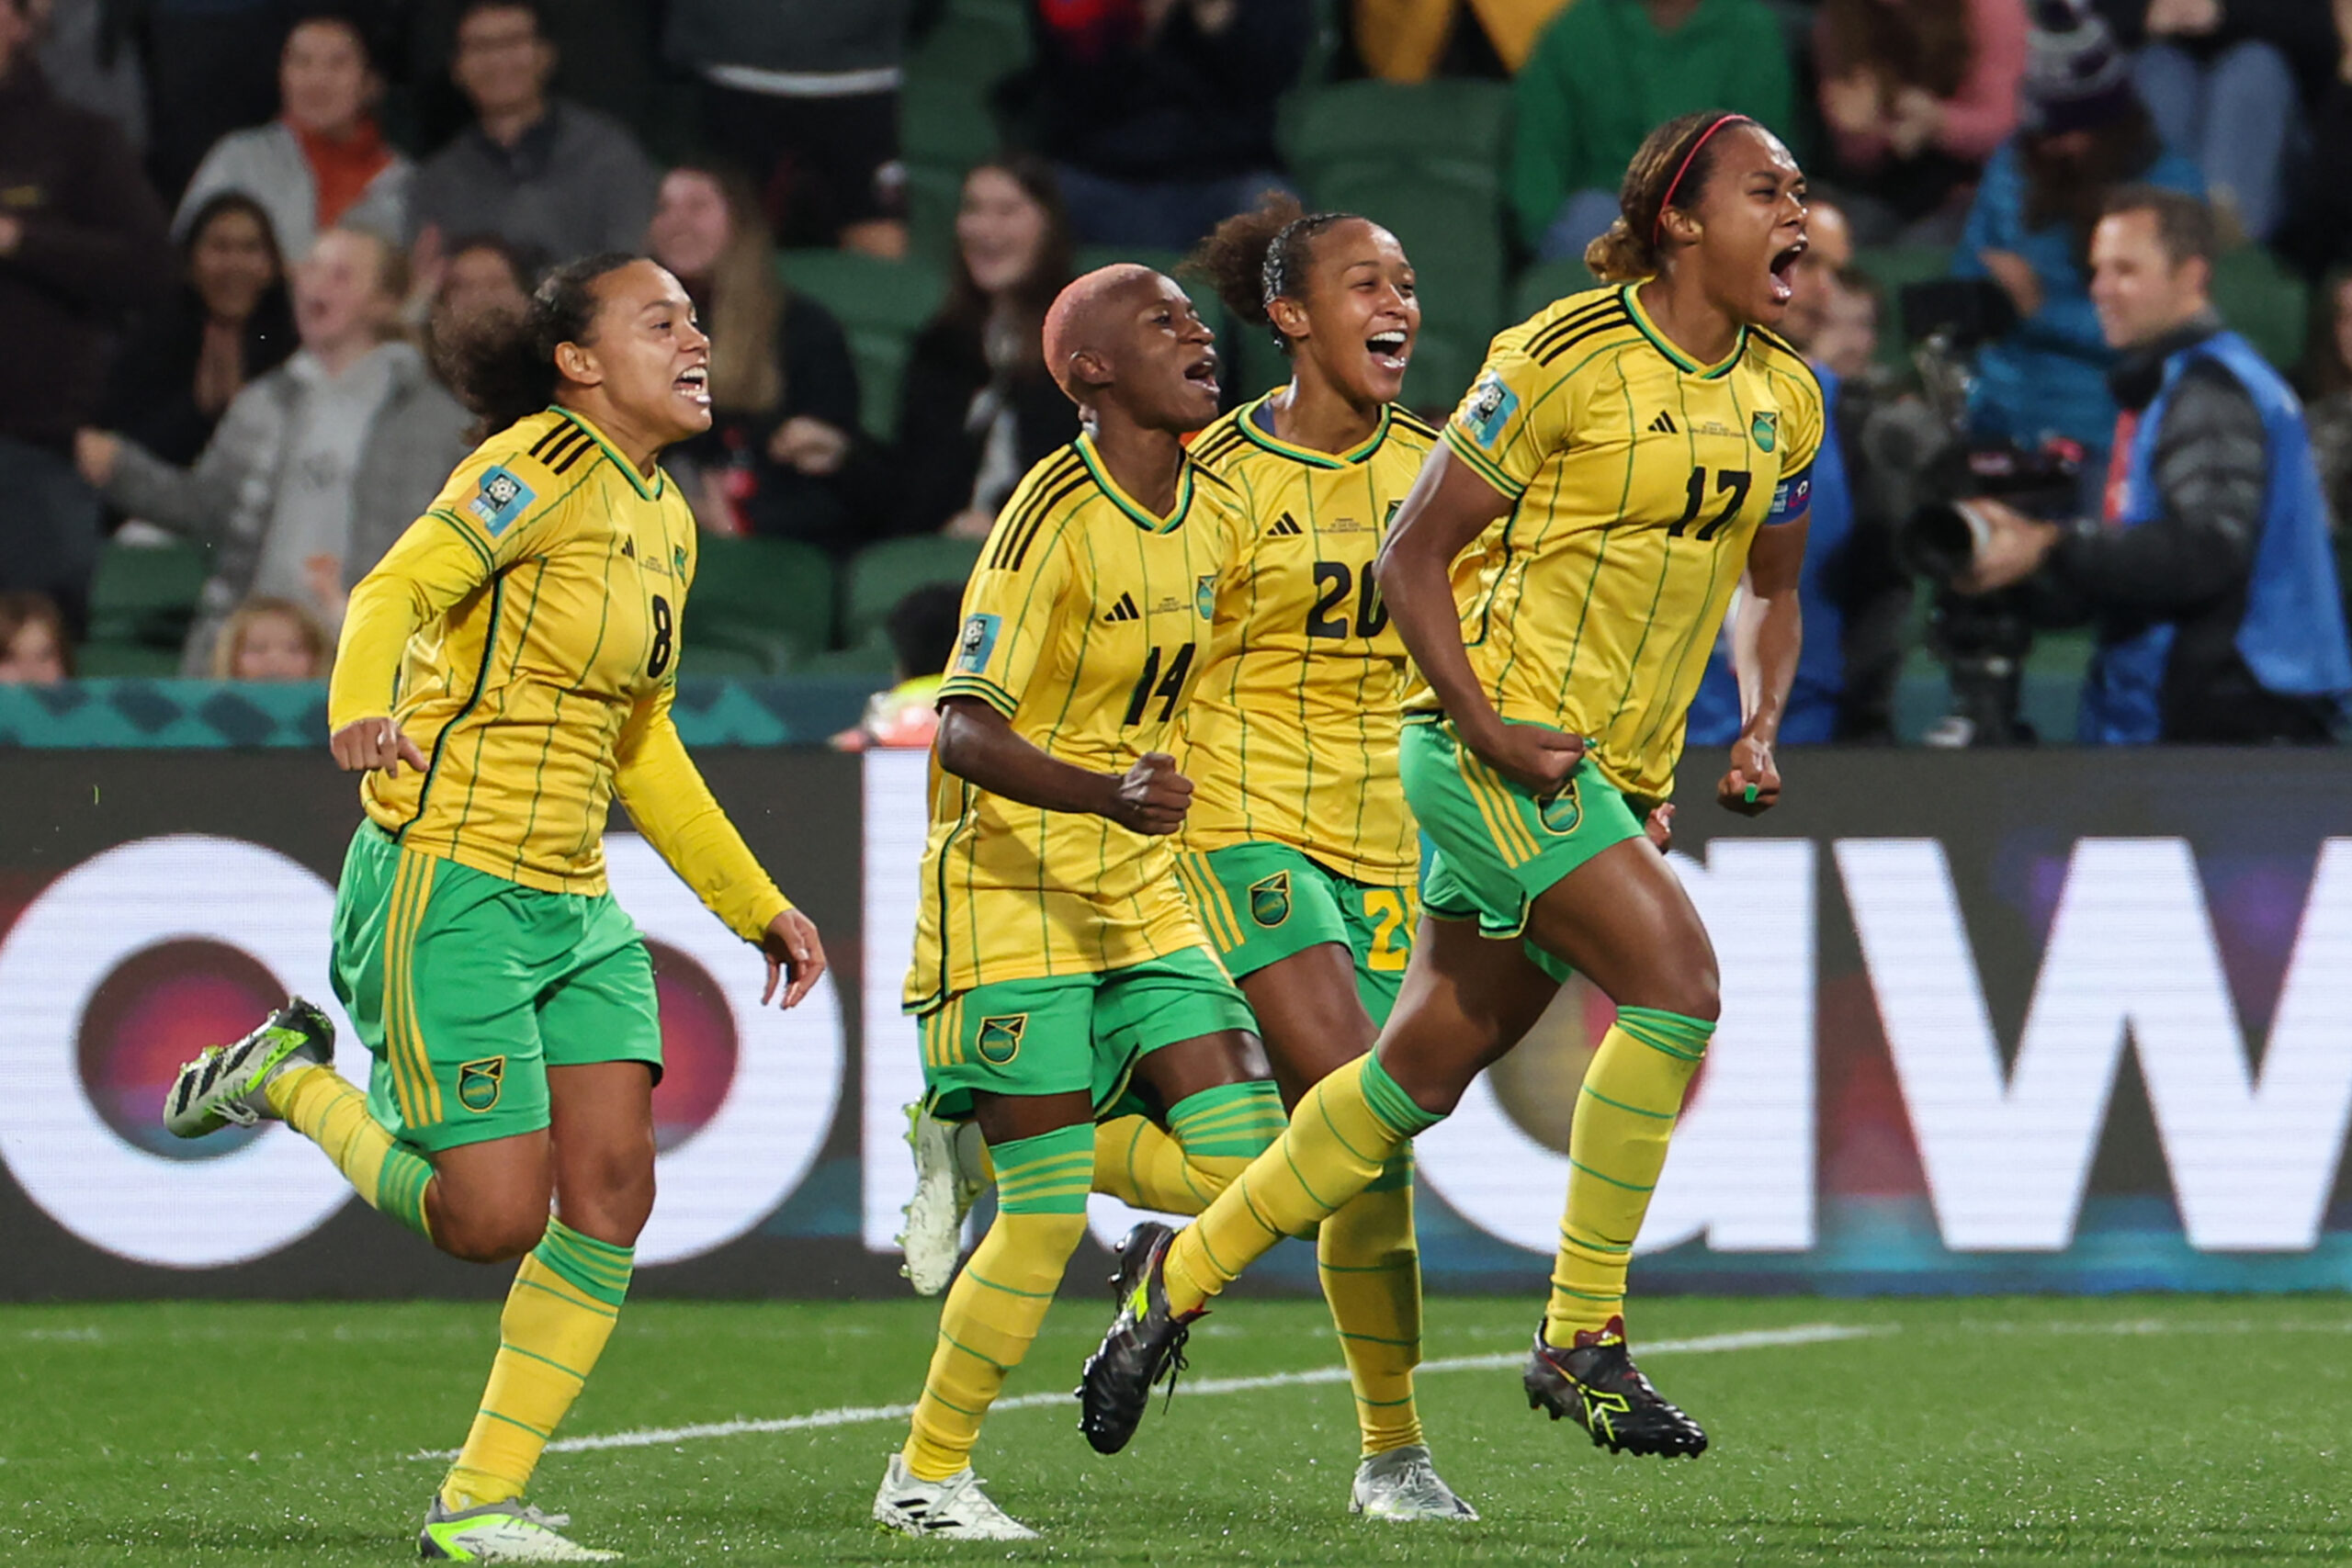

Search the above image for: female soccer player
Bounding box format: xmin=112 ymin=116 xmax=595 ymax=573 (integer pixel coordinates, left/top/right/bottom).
xmin=871 ymin=264 xmax=1286 ymax=1542
xmin=1148 ymin=195 xmax=1475 ymax=1520
xmin=1083 ymin=109 xmax=1820 ymax=1461
xmin=162 ymin=253 xmax=829 ymax=1562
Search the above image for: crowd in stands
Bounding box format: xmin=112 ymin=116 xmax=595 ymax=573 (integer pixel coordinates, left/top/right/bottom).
xmin=2 ymin=0 xmax=2348 ymax=742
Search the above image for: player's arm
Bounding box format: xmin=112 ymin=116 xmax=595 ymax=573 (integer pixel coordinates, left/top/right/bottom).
xmin=614 ymin=682 xmax=827 ymax=1008
xmin=1720 ymin=376 xmax=1824 ymax=817
xmin=936 ymin=699 xmax=1192 ymax=835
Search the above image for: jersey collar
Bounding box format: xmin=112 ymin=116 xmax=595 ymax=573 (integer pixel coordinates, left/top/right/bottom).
xmin=1621 ymin=284 xmax=1747 ymax=380
xmin=1076 ymin=431 xmax=1192 ymax=533
xmin=547 ymin=405 xmax=664 ymax=501
xmin=1238 ymin=392 xmax=1393 ymax=468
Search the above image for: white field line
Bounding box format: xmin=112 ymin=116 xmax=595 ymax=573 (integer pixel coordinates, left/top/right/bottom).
xmin=419 ymin=1320 xmax=1891 ymax=1461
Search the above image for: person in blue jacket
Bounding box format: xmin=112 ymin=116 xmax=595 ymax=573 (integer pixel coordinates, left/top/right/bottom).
xmin=1959 ymin=186 xmax=2351 ymax=745
xmin=1952 ymin=0 xmax=2199 ymax=472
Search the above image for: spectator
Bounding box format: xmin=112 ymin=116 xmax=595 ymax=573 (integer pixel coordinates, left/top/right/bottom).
xmin=1961 ymin=188 xmax=2351 ymax=743
xmin=0 ymin=0 xmax=174 ymax=637
xmin=664 ymin=0 xmax=910 ymax=255
xmin=175 ymin=9 xmax=410 ymax=262
xmin=1034 ymin=0 xmax=1312 ymax=250
xmin=1345 ymin=0 xmax=1574 ymax=81
xmin=1953 ymin=0 xmax=2199 ymax=467
xmin=423 ymin=231 xmax=537 ymax=376
xmin=72 ymin=227 xmax=470 ymax=672
xmin=399 ymin=0 xmax=655 ymax=159
xmin=100 ymin=193 xmax=298 ymax=470
xmin=1815 ymin=0 xmax=2030 ymax=244
xmin=646 ymin=164 xmax=868 ymax=553
xmin=139 ymin=0 xmax=285 ymax=202
xmin=0 ymin=591 xmax=71 ymax=682
xmin=1813 ymin=265 xmax=1885 ymax=381
xmin=830 ymin=582 xmax=964 ymax=750
xmin=2132 ymin=0 xmax=2334 ymax=244
xmin=895 ymin=156 xmax=1080 ymax=540
xmin=1510 ymin=0 xmax=1794 ymax=261
xmin=406 ymin=0 xmax=660 ymax=273
xmin=37 ymin=0 xmax=143 ymax=148
xmin=211 ymin=593 xmax=330 ymax=679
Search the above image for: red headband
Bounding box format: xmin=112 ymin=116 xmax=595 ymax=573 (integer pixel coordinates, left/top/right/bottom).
xmin=1653 ymin=114 xmax=1752 ymax=245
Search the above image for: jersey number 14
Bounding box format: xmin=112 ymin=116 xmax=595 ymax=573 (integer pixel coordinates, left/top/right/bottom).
xmin=1124 ymin=641 xmax=1197 ymax=726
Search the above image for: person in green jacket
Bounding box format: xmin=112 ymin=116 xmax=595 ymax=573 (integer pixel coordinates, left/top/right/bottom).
xmin=1510 ymin=0 xmax=1794 ymax=261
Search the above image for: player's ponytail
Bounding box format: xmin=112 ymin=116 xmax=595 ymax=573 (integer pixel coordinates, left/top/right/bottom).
xmin=1586 ymin=109 xmax=1752 ymax=283
xmin=1187 ymin=190 xmax=1351 ymax=354
xmin=439 ymin=251 xmax=639 ymax=442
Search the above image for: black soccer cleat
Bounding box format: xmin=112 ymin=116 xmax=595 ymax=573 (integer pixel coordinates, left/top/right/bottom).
xmin=1523 ymin=1315 xmax=1708 ymax=1458
xmin=1076 ymin=1222 xmax=1200 ymax=1455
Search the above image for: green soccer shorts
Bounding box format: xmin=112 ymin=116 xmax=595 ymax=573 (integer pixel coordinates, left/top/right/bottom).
xmin=1176 ymin=842 xmax=1416 ymax=1025
xmin=915 ymin=946 xmax=1258 ymax=1121
xmin=330 ymin=823 xmax=663 ymax=1154
xmin=1399 ymin=717 xmax=1645 ymax=956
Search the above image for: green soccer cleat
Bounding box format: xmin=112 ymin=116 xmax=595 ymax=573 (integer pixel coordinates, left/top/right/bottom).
xmin=162 ymin=998 xmax=334 ymax=1139
xmin=1349 ymin=1444 xmax=1480 ymax=1520
xmin=1077 ymin=1222 xmax=1201 ymax=1454
xmin=1523 ymin=1315 xmax=1708 ymax=1458
xmin=419 ymin=1496 xmax=619 ymax=1562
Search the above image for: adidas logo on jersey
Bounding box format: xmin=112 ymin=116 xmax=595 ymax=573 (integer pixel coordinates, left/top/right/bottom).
xmin=1648 ymin=412 xmax=1679 ymax=434
xmin=1266 ymin=512 xmax=1305 ymax=537
xmin=1103 ymin=592 xmax=1142 ymax=623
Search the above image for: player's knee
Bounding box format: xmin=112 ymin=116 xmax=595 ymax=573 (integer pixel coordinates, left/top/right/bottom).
xmin=555 ymin=1149 xmax=656 ymax=1247
xmin=432 ymin=1197 xmax=548 ymax=1264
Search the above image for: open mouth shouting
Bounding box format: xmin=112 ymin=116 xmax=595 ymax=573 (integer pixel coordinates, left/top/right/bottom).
xmin=674 ymin=363 xmax=710 ymax=407
xmin=1183 ymin=348 xmax=1220 ymax=403
xmin=1368 ymin=328 xmax=1410 ymax=374
xmin=1767 ymin=240 xmax=1807 ymax=309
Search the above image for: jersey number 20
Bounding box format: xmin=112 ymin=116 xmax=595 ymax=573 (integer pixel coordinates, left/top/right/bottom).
xmin=1307 ymin=560 xmax=1388 ymax=639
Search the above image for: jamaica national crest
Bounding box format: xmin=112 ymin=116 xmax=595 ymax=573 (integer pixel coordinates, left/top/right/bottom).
xmin=458 ymin=1056 xmax=505 ymax=1113
xmin=1249 ymin=870 xmax=1292 ymax=928
xmin=977 ymin=1014 xmax=1027 ymax=1066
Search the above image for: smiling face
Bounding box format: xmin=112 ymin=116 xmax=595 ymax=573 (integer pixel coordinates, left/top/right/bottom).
xmin=1672 ymin=122 xmax=1810 ymax=329
xmin=956 ymin=166 xmax=1050 ymax=298
xmin=189 ymin=205 xmax=278 ymax=323
xmin=279 ymin=18 xmax=373 ymax=138
xmin=452 ymin=2 xmax=553 ymax=122
xmin=1069 ymin=273 xmax=1220 ymax=434
xmin=560 ymin=259 xmax=712 ymax=446
xmin=1272 ymin=217 xmax=1419 ymax=408
xmin=0 ymin=617 xmax=65 ymax=685
xmin=646 ymin=170 xmax=730 ymax=284
xmin=2088 ymin=209 xmax=2208 ymax=351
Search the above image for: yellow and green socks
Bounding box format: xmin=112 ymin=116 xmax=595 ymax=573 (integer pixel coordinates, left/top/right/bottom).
xmin=1317 ymin=1150 xmax=1424 ymax=1456
xmin=1546 ymin=1006 xmax=1713 ymax=1345
xmin=1091 ymin=1082 xmax=1287 ymax=1214
xmin=1165 ymin=1054 xmax=1440 ymax=1315
xmin=441 ymin=1219 xmax=634 ymax=1510
xmin=264 ymin=1064 xmax=433 ymax=1240
xmin=902 ymin=1124 xmax=1092 ymax=1482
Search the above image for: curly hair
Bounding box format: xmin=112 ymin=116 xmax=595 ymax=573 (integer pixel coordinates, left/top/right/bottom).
xmin=1585 ymin=110 xmax=1754 ymax=284
xmin=1185 ymin=190 xmax=1356 ymax=353
xmin=437 ymin=251 xmax=639 ymax=442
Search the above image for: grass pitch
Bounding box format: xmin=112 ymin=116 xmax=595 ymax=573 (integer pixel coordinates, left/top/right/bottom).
xmin=4 ymin=1293 xmax=2348 ymax=1565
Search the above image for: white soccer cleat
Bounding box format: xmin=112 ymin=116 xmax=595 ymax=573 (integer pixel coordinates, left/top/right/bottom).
xmin=1349 ymin=1445 xmax=1479 ymax=1521
xmin=418 ymin=1495 xmax=619 ymax=1561
xmin=871 ymin=1452 xmax=1038 ymax=1540
xmin=897 ymin=1101 xmax=985 ymax=1296
xmin=162 ymin=998 xmax=334 ymax=1138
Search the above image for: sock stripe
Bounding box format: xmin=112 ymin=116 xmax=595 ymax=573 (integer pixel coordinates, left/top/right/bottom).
xmin=1317 ymin=1258 xmax=1416 ymax=1273
xmin=1560 ymin=1226 xmax=1634 ymax=1254
xmin=1314 ymin=1092 xmax=1376 ymax=1166
xmin=1337 ymin=1329 xmax=1419 ymax=1348
xmin=1359 ymin=1055 xmax=1441 ymax=1136
xmin=1566 ymin=1156 xmax=1655 ymax=1193
xmin=1279 ymin=1143 xmax=1334 ymax=1213
xmin=1552 ymin=1283 xmax=1616 ymax=1302
xmin=936 ymin=1330 xmax=1011 ymax=1373
xmin=495 ymin=1341 xmax=589 ymax=1382
xmin=963 ymin=1268 xmax=1055 ymax=1300
xmin=474 ymin=1408 xmax=552 ymax=1441
xmin=512 ymin=1276 xmax=619 ymax=1320
xmin=1578 ymin=1083 xmax=1678 ymax=1120
xmin=529 ymin=1234 xmax=633 ymax=1309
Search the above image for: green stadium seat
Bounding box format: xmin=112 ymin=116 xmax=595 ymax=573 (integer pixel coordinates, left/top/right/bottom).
xmin=688 ymin=535 xmax=836 ymax=668
xmin=906 ymin=7 xmax=1028 ymax=96
xmin=900 ymin=86 xmax=1000 ymax=173
xmin=1514 ymin=258 xmax=1600 ymax=322
xmin=794 ymin=628 xmax=899 ymax=678
xmin=903 ymin=162 xmax=967 ymax=272
xmin=1281 ymin=80 xmax=1512 ymax=199
xmin=678 ymin=634 xmax=784 ymax=679
xmin=778 ymin=251 xmax=949 ymax=438
xmin=1074 ymin=244 xmax=1190 ymax=279
xmin=1849 ymin=244 xmax=1955 ymax=370
xmin=842 ymin=536 xmax=986 ymax=646
xmin=86 ymin=536 xmax=207 ymax=652
xmin=74 ymin=641 xmax=184 ymax=678
xmin=2211 ymin=246 xmax=2305 ymax=372
xmin=1306 ymin=164 xmax=1504 ymax=397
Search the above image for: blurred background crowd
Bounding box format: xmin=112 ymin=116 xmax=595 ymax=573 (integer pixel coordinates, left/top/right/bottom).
xmin=4 ymin=0 xmax=2350 ymax=748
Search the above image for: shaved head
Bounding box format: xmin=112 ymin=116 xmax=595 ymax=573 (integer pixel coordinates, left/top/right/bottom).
xmin=1042 ymin=263 xmax=1162 ymax=405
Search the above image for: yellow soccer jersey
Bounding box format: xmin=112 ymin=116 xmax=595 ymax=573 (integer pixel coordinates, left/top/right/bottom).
xmin=327 ymin=407 xmax=788 ymax=941
xmin=905 ymin=434 xmax=1248 ymax=1010
xmin=1427 ymin=284 xmax=1824 ymax=802
xmin=1179 ymin=395 xmax=1438 ymax=883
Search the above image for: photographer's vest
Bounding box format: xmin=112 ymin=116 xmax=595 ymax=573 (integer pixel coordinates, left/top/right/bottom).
xmin=2080 ymin=331 xmax=2352 ymax=744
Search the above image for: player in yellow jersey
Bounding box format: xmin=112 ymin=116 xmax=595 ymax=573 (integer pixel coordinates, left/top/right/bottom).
xmin=162 ymin=253 xmax=828 ymax=1562
xmin=872 ymin=265 xmax=1288 ymax=1541
xmin=1084 ymin=110 xmax=1821 ymax=1461
xmin=1138 ymin=194 xmax=1477 ymax=1519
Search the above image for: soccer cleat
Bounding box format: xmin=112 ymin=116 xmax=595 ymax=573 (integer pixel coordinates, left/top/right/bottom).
xmin=1522 ymin=1315 xmax=1707 ymax=1458
xmin=163 ymin=998 xmax=334 ymax=1138
xmin=418 ymin=1495 xmax=619 ymax=1562
xmin=1349 ymin=1445 xmax=1480 ymax=1520
xmin=871 ymin=1452 xmax=1038 ymax=1540
xmin=1077 ymin=1222 xmax=1200 ymax=1455
xmin=897 ymin=1101 xmax=985 ymax=1296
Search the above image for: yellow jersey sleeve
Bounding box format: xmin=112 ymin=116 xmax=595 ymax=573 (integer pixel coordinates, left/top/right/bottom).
xmin=935 ymin=467 xmax=1080 ymax=719
xmin=1442 ymin=335 xmax=1575 ymax=500
xmin=613 ymin=679 xmax=792 ymax=942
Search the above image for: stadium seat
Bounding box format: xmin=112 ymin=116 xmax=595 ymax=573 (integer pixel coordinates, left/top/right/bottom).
xmin=794 ymin=627 xmax=899 ymax=677
xmin=1849 ymin=244 xmax=1954 ymax=370
xmin=86 ymin=536 xmax=207 ymax=655
xmin=1514 ymin=258 xmax=1600 ymax=322
xmin=842 ymin=536 xmax=986 ymax=646
xmin=689 ymin=535 xmax=836 ymax=669
xmin=778 ymin=251 xmax=949 ymax=438
xmin=74 ymin=641 xmax=184 ymax=678
xmin=1074 ymin=244 xmax=1190 ymax=279
xmin=2210 ymin=246 xmax=2305 ymax=372
xmin=1281 ymin=80 xmax=1512 ymax=200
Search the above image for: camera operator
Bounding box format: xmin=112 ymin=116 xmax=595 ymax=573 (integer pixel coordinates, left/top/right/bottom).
xmin=1959 ymin=187 xmax=2352 ymax=744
